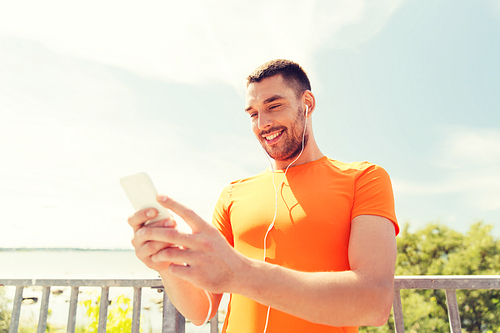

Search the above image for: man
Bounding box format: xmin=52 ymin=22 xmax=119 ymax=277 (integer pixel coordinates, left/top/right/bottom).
xmin=129 ymin=59 xmax=399 ymax=333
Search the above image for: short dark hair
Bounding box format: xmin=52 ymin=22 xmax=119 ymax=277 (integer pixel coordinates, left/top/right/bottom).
xmin=246 ymin=59 xmax=311 ymax=98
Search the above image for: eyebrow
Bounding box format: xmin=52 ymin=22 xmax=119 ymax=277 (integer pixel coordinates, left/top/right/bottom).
xmin=245 ymin=94 xmax=285 ymax=113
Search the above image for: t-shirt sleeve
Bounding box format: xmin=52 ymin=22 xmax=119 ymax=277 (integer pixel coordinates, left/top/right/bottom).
xmin=352 ymin=163 xmax=399 ymax=235
xmin=212 ymin=185 xmax=235 ymax=247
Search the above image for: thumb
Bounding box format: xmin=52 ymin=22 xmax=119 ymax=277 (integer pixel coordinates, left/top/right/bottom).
xmin=156 ymin=194 xmax=208 ymax=233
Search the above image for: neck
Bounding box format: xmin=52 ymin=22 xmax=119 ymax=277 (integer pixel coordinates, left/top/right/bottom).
xmin=272 ymin=136 xmax=324 ymax=170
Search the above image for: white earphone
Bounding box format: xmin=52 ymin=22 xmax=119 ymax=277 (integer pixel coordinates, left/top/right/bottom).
xmin=261 ymin=101 xmax=309 ymax=333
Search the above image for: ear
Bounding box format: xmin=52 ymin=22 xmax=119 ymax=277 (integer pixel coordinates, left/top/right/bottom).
xmin=302 ymin=90 xmax=316 ymax=117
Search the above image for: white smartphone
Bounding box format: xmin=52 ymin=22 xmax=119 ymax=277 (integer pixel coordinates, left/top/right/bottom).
xmin=120 ymin=172 xmax=172 ymax=224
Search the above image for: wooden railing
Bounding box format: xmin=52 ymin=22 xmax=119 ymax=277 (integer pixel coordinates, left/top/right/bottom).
xmin=393 ymin=275 xmax=500 ymax=333
xmin=1 ymin=276 xmax=499 ymax=333
xmin=0 ymin=278 xmax=218 ymax=333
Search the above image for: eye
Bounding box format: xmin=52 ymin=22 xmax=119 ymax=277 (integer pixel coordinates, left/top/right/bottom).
xmin=249 ymin=112 xmax=258 ymax=118
xmin=269 ymin=104 xmax=281 ymax=110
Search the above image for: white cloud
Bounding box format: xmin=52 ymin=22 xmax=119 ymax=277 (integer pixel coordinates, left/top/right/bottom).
xmin=393 ymin=126 xmax=500 ymax=212
xmin=0 ymin=0 xmax=404 ymax=90
xmin=440 ymin=127 xmax=500 ymax=166
xmin=439 ymin=127 xmax=500 ymax=211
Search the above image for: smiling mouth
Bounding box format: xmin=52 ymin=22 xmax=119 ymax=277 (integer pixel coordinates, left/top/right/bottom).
xmin=263 ymin=130 xmax=284 ymax=143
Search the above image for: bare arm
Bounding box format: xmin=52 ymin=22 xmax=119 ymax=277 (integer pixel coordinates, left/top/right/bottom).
xmin=158 ymin=269 xmax=222 ymax=326
xmin=227 ymin=215 xmax=397 ymax=326
xmin=147 ymin=196 xmax=397 ymax=327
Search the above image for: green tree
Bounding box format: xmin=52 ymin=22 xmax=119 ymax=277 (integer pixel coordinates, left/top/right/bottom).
xmin=361 ymin=221 xmax=500 ymax=333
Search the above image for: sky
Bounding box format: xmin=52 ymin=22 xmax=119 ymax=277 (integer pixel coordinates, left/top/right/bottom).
xmin=0 ymin=0 xmax=499 ymax=249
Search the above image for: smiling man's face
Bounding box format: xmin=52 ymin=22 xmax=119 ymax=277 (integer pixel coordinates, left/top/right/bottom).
xmin=245 ymin=74 xmax=308 ymax=162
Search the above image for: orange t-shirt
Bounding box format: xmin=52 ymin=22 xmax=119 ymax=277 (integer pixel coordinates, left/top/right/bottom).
xmin=212 ymin=156 xmax=399 ymax=333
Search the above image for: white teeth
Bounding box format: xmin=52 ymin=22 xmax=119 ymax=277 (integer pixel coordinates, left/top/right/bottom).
xmin=265 ymin=132 xmax=281 ymax=140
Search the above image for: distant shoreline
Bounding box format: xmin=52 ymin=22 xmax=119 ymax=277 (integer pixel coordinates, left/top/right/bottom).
xmin=0 ymin=248 xmax=134 ymax=252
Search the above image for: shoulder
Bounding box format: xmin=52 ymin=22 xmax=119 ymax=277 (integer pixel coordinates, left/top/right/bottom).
xmin=325 ymin=158 xmax=376 ymax=170
xmin=322 ymin=158 xmax=389 ymax=177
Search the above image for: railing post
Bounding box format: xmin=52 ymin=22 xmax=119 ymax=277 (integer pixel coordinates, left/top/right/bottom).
xmin=67 ymin=286 xmax=79 ymax=333
xmin=132 ymin=287 xmax=142 ymax=333
xmin=162 ymin=288 xmax=185 ymax=333
xmin=9 ymin=286 xmax=24 ymax=333
xmin=37 ymin=286 xmax=51 ymax=333
xmin=445 ymin=289 xmax=462 ymax=333
xmin=210 ymin=311 xmax=219 ymax=333
xmin=392 ymin=289 xmax=405 ymax=333
xmin=98 ymin=286 xmax=110 ymax=333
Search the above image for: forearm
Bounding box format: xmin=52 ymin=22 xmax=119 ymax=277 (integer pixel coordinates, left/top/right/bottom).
xmin=159 ymin=269 xmax=221 ymax=326
xmin=232 ymin=258 xmax=394 ymax=327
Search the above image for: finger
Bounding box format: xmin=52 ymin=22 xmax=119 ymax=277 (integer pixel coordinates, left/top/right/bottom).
xmin=152 ymin=246 xmax=197 ymax=265
xmin=132 ymin=223 xmax=177 ymax=250
xmin=128 ymin=208 xmax=176 ymax=232
xmin=133 ymin=240 xmax=178 ymax=272
xmin=156 ymin=195 xmax=210 ymax=233
xmin=132 ymin=227 xmax=168 ymax=250
xmin=127 ymin=208 xmax=158 ymax=231
xmin=146 ymin=217 xmax=177 ymax=229
xmin=136 ymin=240 xmax=171 ymax=259
xmin=136 ymin=226 xmax=200 ymax=250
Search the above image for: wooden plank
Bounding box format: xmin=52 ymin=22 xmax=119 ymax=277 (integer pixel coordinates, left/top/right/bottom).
xmin=210 ymin=311 xmax=219 ymax=333
xmin=393 ymin=289 xmax=405 ymax=333
xmin=445 ymin=289 xmax=462 ymax=333
xmin=8 ymin=286 xmax=24 ymax=333
xmin=4 ymin=276 xmax=498 ymax=290
xmin=132 ymin=287 xmax=142 ymax=333
xmin=162 ymin=289 xmax=185 ymax=333
xmin=36 ymin=286 xmax=51 ymax=333
xmin=0 ymin=278 xmax=164 ymax=288
xmin=394 ymin=275 xmax=500 ymax=290
xmin=98 ymin=287 xmax=110 ymax=333
xmin=67 ymin=286 xmax=79 ymax=333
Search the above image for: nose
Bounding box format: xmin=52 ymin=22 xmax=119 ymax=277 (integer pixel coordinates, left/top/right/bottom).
xmin=257 ymin=112 xmax=272 ymax=130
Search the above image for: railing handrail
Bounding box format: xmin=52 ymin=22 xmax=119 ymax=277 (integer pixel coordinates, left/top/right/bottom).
xmin=0 ymin=278 xmax=164 ymax=288
xmin=1 ymin=275 xmax=499 ymax=333
xmin=395 ymin=274 xmax=500 ymax=289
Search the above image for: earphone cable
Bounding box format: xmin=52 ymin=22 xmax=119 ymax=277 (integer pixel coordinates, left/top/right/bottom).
xmin=261 ymin=106 xmax=308 ymax=333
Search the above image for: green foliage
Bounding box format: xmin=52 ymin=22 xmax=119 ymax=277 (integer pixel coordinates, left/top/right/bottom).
xmin=80 ymin=292 xmax=138 ymax=333
xmin=0 ymin=287 xmax=10 ymax=333
xmin=361 ymin=221 xmax=500 ymax=333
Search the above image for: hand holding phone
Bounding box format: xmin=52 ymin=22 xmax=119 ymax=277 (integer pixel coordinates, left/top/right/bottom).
xmin=120 ymin=172 xmax=172 ymax=224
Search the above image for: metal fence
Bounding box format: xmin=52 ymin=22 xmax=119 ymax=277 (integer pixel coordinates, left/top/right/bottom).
xmin=1 ymin=275 xmax=499 ymax=333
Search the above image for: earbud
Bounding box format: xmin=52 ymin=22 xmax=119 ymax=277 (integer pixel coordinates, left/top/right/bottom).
xmin=305 ymin=105 xmax=309 ymax=116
